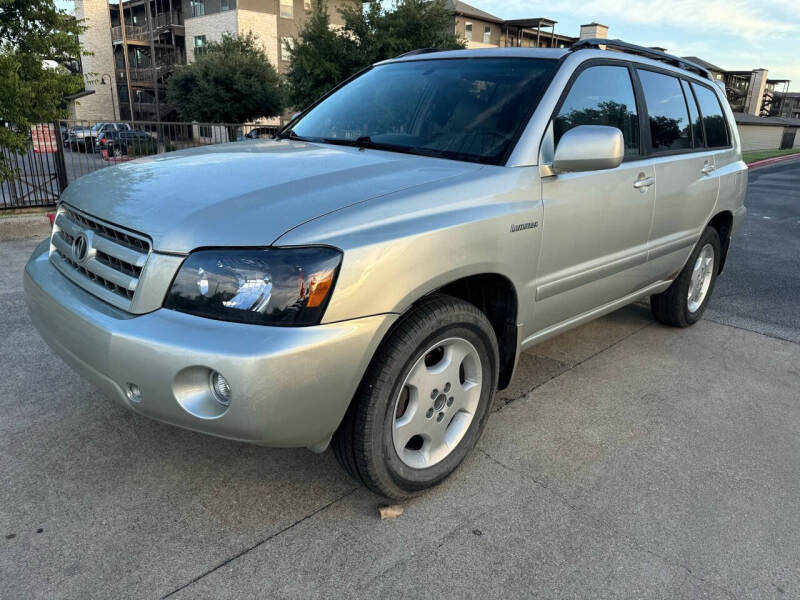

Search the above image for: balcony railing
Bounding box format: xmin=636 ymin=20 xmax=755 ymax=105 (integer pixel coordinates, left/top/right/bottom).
xmin=111 ymin=12 xmax=183 ymax=43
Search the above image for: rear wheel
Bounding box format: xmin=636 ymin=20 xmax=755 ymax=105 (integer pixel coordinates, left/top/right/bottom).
xmin=651 ymin=226 xmax=721 ymax=327
xmin=332 ymin=295 xmax=499 ymax=499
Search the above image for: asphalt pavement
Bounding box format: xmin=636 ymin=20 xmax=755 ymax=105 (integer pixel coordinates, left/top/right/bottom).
xmin=1 ymin=162 xmax=799 ymax=599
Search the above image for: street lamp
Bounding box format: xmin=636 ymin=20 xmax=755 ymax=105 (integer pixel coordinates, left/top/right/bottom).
xmin=135 ymin=89 xmax=142 ymax=124
xmin=100 ymin=73 xmax=117 ymax=121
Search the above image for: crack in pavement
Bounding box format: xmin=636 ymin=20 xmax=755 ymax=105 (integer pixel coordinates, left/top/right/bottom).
xmin=475 ymin=448 xmax=740 ymax=600
xmin=160 ymin=486 xmax=360 ymax=598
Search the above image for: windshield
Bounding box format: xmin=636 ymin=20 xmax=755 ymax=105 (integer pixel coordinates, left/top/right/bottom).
xmin=290 ymin=58 xmax=557 ymax=165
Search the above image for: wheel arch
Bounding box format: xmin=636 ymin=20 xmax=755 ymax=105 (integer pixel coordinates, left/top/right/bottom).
xmin=369 ymin=272 xmax=519 ymax=391
xmin=707 ymin=210 xmax=733 ymax=274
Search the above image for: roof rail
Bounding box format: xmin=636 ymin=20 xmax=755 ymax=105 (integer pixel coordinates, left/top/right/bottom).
xmin=396 ymin=48 xmax=450 ymax=58
xmin=571 ymin=38 xmax=713 ymax=80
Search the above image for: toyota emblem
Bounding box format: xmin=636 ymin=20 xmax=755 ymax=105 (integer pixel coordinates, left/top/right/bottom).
xmin=71 ymin=233 xmax=90 ymax=263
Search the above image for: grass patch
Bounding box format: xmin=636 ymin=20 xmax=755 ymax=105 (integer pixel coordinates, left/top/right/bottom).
xmin=742 ymin=148 xmax=800 ymax=164
xmin=0 ymin=206 xmax=53 ymax=218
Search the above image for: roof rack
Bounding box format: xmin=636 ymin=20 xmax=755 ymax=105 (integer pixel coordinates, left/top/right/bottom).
xmin=571 ymin=38 xmax=713 ymax=80
xmin=396 ymin=48 xmax=450 ymax=58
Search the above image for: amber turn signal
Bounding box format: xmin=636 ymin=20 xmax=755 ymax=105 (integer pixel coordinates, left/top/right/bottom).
xmin=306 ymin=269 xmax=335 ymax=308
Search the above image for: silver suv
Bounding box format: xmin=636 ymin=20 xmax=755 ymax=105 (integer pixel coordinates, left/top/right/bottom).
xmin=25 ymin=41 xmax=747 ymax=498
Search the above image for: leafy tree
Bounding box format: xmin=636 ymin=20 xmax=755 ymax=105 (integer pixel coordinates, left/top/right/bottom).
xmin=285 ymin=0 xmax=464 ymax=110
xmin=284 ymin=1 xmax=362 ymax=111
xmin=342 ymin=0 xmax=465 ymax=64
xmin=0 ymin=0 xmax=85 ymax=181
xmin=167 ymin=32 xmax=283 ymax=128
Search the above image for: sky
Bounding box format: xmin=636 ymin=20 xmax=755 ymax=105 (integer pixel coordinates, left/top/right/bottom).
xmin=475 ymin=0 xmax=800 ymax=91
xmin=55 ymin=0 xmax=800 ymax=91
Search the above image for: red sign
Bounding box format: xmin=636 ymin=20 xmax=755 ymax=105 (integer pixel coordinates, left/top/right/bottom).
xmin=31 ymin=124 xmax=58 ymax=153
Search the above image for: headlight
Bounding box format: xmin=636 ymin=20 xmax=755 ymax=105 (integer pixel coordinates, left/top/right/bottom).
xmin=164 ymin=247 xmax=342 ymax=326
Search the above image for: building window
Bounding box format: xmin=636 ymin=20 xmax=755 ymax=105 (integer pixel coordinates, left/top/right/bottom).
xmin=464 ymin=22 xmax=472 ymax=41
xmin=280 ymin=0 xmax=293 ymax=18
xmin=221 ymin=0 xmax=230 ymax=10
xmin=194 ymin=35 xmax=206 ymax=57
xmin=190 ymin=0 xmax=204 ymax=17
xmin=483 ymin=26 xmax=491 ymax=44
xmin=281 ymin=37 xmax=295 ymax=62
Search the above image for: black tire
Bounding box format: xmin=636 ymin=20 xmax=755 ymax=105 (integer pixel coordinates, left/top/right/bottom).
xmin=651 ymin=226 xmax=721 ymax=327
xmin=332 ymin=294 xmax=499 ymax=499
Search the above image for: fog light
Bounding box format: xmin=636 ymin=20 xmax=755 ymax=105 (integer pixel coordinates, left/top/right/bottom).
xmin=126 ymin=383 xmax=142 ymax=403
xmin=209 ymin=371 xmax=231 ymax=406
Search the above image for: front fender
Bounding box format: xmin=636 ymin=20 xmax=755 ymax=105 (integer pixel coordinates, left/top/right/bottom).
xmin=274 ymin=166 xmax=544 ymax=326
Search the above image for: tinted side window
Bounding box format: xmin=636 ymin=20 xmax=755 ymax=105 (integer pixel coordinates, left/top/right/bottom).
xmin=638 ymin=70 xmax=691 ymax=152
xmin=691 ymin=82 xmax=730 ymax=147
xmin=680 ymin=79 xmax=704 ymax=148
xmin=554 ymin=65 xmax=640 ymax=157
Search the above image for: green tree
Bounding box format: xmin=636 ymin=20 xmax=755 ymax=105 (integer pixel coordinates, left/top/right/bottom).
xmin=0 ymin=0 xmax=85 ymax=181
xmin=284 ymin=1 xmax=361 ymax=111
xmin=285 ymin=0 xmax=464 ymax=110
xmin=167 ymin=32 xmax=283 ymax=127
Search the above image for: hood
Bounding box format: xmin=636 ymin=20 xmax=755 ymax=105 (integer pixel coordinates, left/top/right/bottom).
xmin=62 ymin=140 xmax=480 ymax=253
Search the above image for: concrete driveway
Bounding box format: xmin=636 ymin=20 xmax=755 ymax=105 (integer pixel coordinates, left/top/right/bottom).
xmin=2 ymin=163 xmax=799 ymax=599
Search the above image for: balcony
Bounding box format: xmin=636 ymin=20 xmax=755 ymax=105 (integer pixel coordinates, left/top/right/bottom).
xmin=111 ymin=12 xmax=183 ymax=43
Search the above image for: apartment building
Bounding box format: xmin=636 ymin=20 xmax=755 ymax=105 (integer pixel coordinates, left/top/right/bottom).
xmin=448 ymin=0 xmax=598 ymax=50
xmin=73 ymin=0 xmax=185 ymax=122
xmin=183 ymin=0 xmax=349 ymax=67
xmin=773 ymin=92 xmax=800 ymax=119
xmin=71 ymin=0 xmax=350 ymax=122
xmin=682 ymin=56 xmax=791 ymax=117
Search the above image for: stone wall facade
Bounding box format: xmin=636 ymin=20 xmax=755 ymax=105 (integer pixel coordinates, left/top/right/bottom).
xmin=72 ymin=0 xmax=118 ymax=121
xmin=184 ymin=10 xmax=238 ymax=62
xmin=237 ymin=10 xmax=279 ymax=68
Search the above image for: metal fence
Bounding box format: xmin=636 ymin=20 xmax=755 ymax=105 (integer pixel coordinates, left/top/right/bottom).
xmin=1 ymin=119 xmax=279 ymax=210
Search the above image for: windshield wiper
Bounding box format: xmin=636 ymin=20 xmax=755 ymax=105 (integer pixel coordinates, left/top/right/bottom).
xmin=277 ymin=128 xmax=309 ymax=141
xmin=320 ymin=135 xmax=400 ymax=151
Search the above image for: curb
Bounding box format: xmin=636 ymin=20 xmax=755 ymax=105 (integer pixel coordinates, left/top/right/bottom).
xmin=0 ymin=214 xmax=53 ymax=241
xmin=747 ymin=153 xmax=800 ymax=170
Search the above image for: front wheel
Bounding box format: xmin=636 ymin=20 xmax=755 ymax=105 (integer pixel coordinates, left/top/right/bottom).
xmin=333 ymin=295 xmax=499 ymax=499
xmin=651 ymin=226 xmax=721 ymax=327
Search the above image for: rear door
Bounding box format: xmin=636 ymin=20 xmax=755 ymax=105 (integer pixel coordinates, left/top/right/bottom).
xmin=636 ymin=69 xmax=720 ymax=281
xmin=534 ymin=62 xmax=656 ymax=331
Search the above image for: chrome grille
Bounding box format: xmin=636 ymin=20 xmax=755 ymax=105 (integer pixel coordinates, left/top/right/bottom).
xmin=49 ymin=205 xmax=151 ymax=311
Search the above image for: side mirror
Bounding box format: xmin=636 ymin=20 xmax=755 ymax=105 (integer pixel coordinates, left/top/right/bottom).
xmin=552 ymin=125 xmax=624 ymax=173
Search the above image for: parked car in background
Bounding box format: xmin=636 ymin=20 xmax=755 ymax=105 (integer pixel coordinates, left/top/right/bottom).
xmin=238 ymin=126 xmax=276 ymax=141
xmin=84 ymin=122 xmax=132 ymax=153
xmin=99 ymin=129 xmax=156 ymax=158
xmin=66 ymin=126 xmax=92 ymax=151
xmin=26 ymin=41 xmax=747 ymax=499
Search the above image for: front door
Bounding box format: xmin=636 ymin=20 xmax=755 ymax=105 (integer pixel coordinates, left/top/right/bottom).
xmin=533 ymin=63 xmax=656 ymax=332
xmin=781 ymin=127 xmax=797 ymax=150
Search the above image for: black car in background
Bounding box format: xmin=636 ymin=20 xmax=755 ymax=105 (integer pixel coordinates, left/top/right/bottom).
xmin=237 ymin=126 xmax=276 ymax=141
xmin=99 ymin=129 xmax=156 ymax=158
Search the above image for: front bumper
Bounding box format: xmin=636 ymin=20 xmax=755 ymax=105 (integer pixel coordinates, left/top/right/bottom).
xmin=25 ymin=240 xmax=395 ymax=448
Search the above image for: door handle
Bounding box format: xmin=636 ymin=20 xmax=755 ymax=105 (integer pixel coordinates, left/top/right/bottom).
xmin=701 ymin=163 xmax=715 ymax=175
xmin=633 ymin=176 xmax=654 ymax=189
